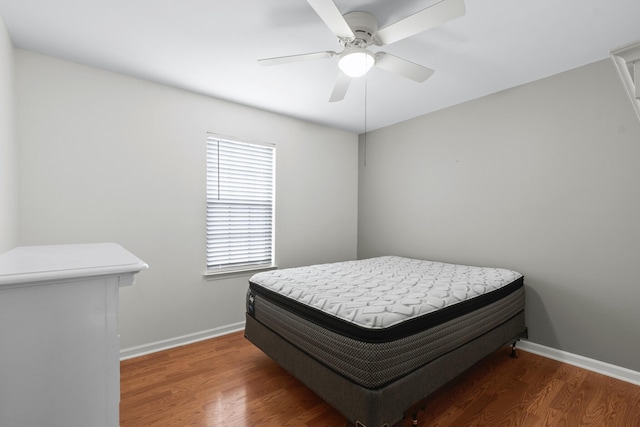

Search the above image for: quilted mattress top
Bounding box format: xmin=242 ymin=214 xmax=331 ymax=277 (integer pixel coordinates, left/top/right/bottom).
xmin=250 ymin=256 xmax=522 ymax=330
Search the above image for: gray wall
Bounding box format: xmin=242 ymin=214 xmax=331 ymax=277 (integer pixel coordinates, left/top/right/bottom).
xmin=358 ymin=59 xmax=640 ymax=371
xmin=10 ymin=32 xmax=640 ymax=372
xmin=16 ymin=50 xmax=359 ymax=350
xmin=0 ymin=15 xmax=17 ymax=253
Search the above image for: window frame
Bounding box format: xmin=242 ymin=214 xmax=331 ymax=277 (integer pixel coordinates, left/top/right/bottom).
xmin=204 ymin=133 xmax=276 ymax=277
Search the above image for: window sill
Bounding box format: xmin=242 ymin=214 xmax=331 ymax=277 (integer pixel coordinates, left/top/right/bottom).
xmin=203 ymin=265 xmax=278 ymax=280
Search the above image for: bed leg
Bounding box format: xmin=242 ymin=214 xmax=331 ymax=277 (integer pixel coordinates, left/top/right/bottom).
xmin=510 ymin=342 xmax=518 ymax=358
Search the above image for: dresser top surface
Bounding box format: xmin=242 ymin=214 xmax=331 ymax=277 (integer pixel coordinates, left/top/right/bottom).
xmin=0 ymin=243 xmax=148 ymax=286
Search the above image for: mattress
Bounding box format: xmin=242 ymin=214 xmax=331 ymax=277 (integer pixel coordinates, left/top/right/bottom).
xmin=247 ymin=256 xmax=524 ymax=389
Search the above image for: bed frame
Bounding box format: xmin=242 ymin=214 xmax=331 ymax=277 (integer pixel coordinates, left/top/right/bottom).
xmin=245 ymin=311 xmax=527 ymax=427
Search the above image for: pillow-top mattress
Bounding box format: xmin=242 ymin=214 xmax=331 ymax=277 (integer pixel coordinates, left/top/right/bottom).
xmin=249 ymin=256 xmax=523 ymax=342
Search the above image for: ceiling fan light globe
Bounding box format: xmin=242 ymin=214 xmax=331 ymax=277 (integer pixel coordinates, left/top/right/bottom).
xmin=338 ymin=51 xmax=374 ymax=77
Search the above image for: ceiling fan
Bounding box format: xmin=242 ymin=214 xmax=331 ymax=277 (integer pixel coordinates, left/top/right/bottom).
xmin=258 ymin=0 xmax=466 ymax=102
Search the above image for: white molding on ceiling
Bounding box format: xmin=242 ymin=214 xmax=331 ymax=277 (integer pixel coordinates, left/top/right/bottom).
xmin=610 ymin=40 xmax=640 ymax=123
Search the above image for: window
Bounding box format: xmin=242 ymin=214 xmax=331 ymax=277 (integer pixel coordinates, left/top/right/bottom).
xmin=205 ymin=135 xmax=275 ymax=274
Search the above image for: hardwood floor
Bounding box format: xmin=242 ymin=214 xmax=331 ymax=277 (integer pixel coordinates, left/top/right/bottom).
xmin=120 ymin=331 xmax=640 ymax=426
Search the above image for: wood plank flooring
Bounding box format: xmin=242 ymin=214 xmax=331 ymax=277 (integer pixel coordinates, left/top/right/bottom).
xmin=120 ymin=331 xmax=640 ymax=426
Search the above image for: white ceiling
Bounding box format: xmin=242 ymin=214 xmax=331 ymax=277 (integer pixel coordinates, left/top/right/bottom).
xmin=1 ymin=0 xmax=640 ymax=134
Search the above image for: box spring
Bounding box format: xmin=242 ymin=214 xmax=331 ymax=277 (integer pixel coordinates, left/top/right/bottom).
xmin=245 ymin=311 xmax=526 ymax=427
xmin=248 ymin=286 xmax=524 ymax=389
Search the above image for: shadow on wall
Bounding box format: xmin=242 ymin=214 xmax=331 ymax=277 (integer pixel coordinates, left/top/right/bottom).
xmin=523 ymin=284 xmax=559 ymax=349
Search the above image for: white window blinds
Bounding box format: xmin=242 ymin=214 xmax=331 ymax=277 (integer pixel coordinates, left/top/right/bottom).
xmin=206 ymin=136 xmax=275 ymax=272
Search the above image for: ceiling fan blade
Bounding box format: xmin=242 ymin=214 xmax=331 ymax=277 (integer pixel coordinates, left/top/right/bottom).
xmin=374 ymin=52 xmax=434 ymax=83
xmin=329 ymin=71 xmax=351 ymax=102
xmin=376 ymin=0 xmax=465 ymax=46
xmin=306 ymin=0 xmax=355 ymax=39
xmin=258 ymin=51 xmax=336 ymax=66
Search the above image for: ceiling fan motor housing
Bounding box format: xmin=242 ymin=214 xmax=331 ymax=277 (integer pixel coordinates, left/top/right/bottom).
xmin=343 ymin=11 xmax=379 ymax=46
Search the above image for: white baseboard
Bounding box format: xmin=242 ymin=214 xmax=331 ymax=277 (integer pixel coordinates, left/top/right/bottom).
xmin=119 ymin=321 xmax=246 ymax=360
xmin=518 ymin=340 xmax=640 ymax=386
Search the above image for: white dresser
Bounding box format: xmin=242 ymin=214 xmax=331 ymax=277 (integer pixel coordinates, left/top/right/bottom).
xmin=0 ymin=243 xmax=148 ymax=427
